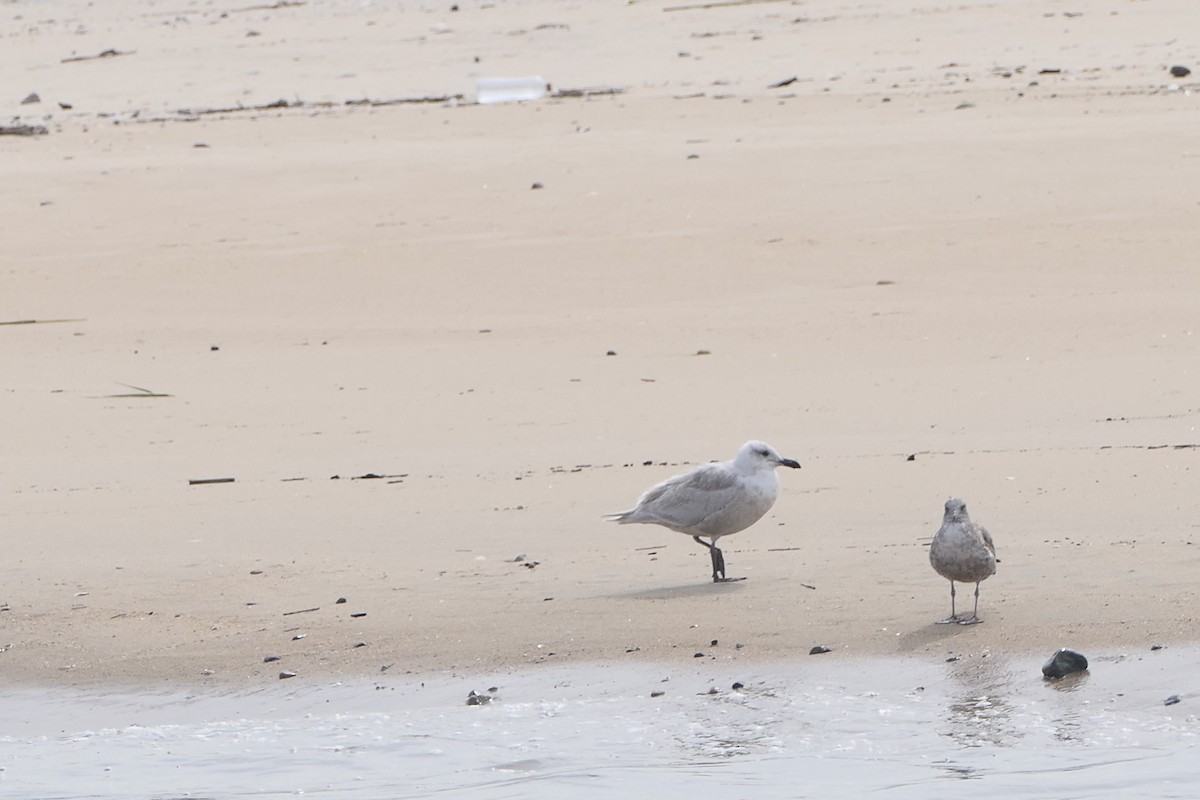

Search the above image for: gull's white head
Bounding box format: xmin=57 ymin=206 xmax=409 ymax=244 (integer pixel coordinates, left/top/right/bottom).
xmin=943 ymin=497 xmax=970 ymax=524
xmin=734 ymin=440 xmax=802 ymax=473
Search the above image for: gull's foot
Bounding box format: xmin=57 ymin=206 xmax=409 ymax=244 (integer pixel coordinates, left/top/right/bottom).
xmin=957 ymin=616 xmax=984 ymax=626
xmin=935 ymin=616 xmax=963 ymax=625
xmin=714 ymin=576 xmax=747 ymax=583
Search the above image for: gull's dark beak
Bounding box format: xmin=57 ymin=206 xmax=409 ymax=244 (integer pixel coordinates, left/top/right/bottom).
xmin=779 ymin=458 xmax=801 ymax=469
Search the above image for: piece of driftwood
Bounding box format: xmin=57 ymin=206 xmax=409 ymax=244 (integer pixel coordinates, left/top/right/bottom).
xmin=550 ymin=86 xmax=625 ymax=98
xmin=664 ymin=0 xmax=790 ymax=11
xmin=103 ymin=383 xmax=173 ymax=398
xmin=188 ymin=477 xmax=235 ymax=485
xmin=230 ymin=0 xmax=305 ymax=12
xmin=175 ymin=94 xmax=463 ymax=118
xmin=61 ymin=48 xmax=134 ymax=64
xmin=282 ymin=606 xmax=320 ymax=616
xmin=0 ymin=124 xmax=49 ymax=137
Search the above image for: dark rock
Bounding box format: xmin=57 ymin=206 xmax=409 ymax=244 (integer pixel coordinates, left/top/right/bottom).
xmin=946 ymin=655 xmax=960 ymax=662
xmin=263 ymin=655 xmax=281 ymax=663
xmin=353 ymin=641 xmax=367 ymax=648
xmin=1151 ymin=644 xmax=1165 ymax=651
xmin=606 ymin=350 xmax=617 ymax=356
xmin=809 ymin=645 xmax=832 ymax=655
xmin=1169 ymin=65 xmax=1191 ymax=78
xmin=731 ymin=681 xmax=744 ymax=690
xmin=21 ymin=92 xmax=40 ymax=105
xmin=336 ymin=596 xmax=347 ymax=604
xmin=1042 ymin=648 xmax=1088 ymax=678
xmin=531 ymin=182 xmax=543 ymax=190
xmin=466 ymin=690 xmax=493 ymax=706
xmin=279 ymin=670 xmax=297 ymax=679
xmin=350 ymin=612 xmax=367 ymax=618
xmin=693 ymin=652 xmax=705 ymax=658
xmin=1164 ymin=694 xmax=1182 ymax=706
xmin=650 ymin=690 xmax=665 ymax=697
xmin=710 ymin=639 xmax=719 ymax=647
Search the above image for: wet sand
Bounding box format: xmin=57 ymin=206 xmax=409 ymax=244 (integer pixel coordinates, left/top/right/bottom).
xmin=6 ymin=647 xmax=1200 ymax=798
xmin=3 ymin=0 xmax=1200 ymax=689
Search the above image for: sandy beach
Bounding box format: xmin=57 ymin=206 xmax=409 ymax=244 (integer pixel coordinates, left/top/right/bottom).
xmin=3 ymin=0 xmax=1199 ymax=689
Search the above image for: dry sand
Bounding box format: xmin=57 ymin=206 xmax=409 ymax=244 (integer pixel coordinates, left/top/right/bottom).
xmin=2 ymin=0 xmax=1199 ymax=688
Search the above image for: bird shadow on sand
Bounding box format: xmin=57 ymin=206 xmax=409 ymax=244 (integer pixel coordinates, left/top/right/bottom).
xmin=894 ymin=621 xmax=979 ymax=653
xmin=611 ymin=581 xmax=749 ymax=601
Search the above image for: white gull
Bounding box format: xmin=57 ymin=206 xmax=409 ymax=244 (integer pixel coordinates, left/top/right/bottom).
xmin=606 ymin=441 xmax=801 ymax=582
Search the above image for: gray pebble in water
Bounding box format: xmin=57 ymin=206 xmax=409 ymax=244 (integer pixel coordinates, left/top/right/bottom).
xmin=1042 ymin=648 xmax=1088 ymax=678
xmin=1164 ymin=694 xmax=1182 ymax=706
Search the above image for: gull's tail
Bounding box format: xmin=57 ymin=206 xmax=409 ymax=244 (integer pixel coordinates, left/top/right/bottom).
xmin=603 ymin=509 xmax=636 ymax=524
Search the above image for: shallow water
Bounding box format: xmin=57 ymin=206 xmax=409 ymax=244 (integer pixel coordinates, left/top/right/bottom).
xmin=3 ymin=648 xmax=1198 ymax=799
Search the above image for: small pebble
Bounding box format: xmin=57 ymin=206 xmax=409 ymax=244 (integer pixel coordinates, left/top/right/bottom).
xmin=731 ymin=681 xmax=744 ymax=690
xmin=1164 ymin=694 xmax=1182 ymax=706
xmin=693 ymin=652 xmax=705 ymax=658
xmin=249 ymin=569 xmax=263 ymax=575
xmin=292 ymin=634 xmax=306 ymax=641
xmin=263 ymin=655 xmax=281 ymax=663
xmin=810 ymin=645 xmax=832 ymax=655
xmin=1151 ymin=644 xmax=1165 ymax=651
xmin=531 ymin=182 xmax=543 ymax=190
xmin=354 ymin=641 xmax=368 ymax=648
xmin=650 ymin=690 xmax=665 ymax=698
xmin=336 ymin=597 xmax=347 ymax=604
xmin=279 ymin=671 xmax=297 ymax=679
xmin=1169 ymin=65 xmax=1191 ymax=78
xmin=710 ymin=639 xmax=719 ymax=647
xmin=351 ymin=612 xmax=367 ymax=618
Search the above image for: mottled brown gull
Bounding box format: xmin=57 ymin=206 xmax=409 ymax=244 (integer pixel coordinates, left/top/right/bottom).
xmin=606 ymin=441 xmax=801 ymax=582
xmin=929 ymin=497 xmax=998 ymax=625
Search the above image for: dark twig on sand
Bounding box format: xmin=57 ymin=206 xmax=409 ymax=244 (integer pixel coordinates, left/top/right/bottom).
xmin=0 ymin=125 xmax=49 ymax=137
xmin=61 ymin=48 xmax=134 ymax=64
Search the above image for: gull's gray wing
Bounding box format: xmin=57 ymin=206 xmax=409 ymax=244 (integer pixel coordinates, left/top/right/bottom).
xmin=625 ymin=465 xmax=751 ymax=533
